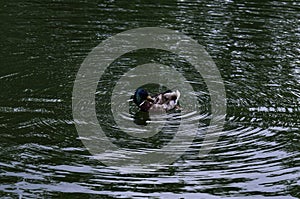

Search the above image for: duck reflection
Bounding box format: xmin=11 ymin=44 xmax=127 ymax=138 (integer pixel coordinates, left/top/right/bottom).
xmin=133 ymin=111 xmax=150 ymax=126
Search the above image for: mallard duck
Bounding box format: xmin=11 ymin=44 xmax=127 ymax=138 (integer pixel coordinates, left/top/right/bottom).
xmin=133 ymin=88 xmax=180 ymax=112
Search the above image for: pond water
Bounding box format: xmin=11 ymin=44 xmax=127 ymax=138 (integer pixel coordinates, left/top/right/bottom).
xmin=0 ymin=0 xmax=299 ymax=198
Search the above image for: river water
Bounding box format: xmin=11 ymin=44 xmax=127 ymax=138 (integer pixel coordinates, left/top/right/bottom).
xmin=0 ymin=0 xmax=299 ymax=198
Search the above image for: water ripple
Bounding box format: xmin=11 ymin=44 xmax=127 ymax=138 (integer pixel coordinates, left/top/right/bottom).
xmin=0 ymin=0 xmax=299 ymax=198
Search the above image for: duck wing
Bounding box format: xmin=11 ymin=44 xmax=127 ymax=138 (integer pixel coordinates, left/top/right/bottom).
xmin=150 ymin=90 xmax=180 ymax=111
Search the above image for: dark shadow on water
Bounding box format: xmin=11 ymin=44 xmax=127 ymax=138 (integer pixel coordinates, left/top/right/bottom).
xmin=133 ymin=111 xmax=150 ymax=126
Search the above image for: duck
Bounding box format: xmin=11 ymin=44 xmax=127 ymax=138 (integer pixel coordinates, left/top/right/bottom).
xmin=133 ymin=88 xmax=180 ymax=112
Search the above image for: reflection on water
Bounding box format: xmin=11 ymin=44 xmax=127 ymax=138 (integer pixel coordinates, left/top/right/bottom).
xmin=133 ymin=111 xmax=150 ymax=126
xmin=0 ymin=0 xmax=299 ymax=198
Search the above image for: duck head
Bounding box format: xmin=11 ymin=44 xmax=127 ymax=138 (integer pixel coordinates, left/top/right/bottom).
xmin=133 ymin=88 xmax=154 ymax=111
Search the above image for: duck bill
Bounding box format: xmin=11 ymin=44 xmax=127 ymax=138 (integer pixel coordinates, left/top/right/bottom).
xmin=146 ymin=96 xmax=154 ymax=102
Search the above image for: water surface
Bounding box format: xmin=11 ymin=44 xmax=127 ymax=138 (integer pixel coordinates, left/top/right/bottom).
xmin=0 ymin=0 xmax=299 ymax=198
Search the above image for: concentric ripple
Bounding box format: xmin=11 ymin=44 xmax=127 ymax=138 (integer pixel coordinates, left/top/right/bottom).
xmin=0 ymin=0 xmax=299 ymax=198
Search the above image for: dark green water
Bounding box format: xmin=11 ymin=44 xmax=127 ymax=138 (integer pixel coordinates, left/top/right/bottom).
xmin=1 ymin=0 xmax=299 ymax=198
